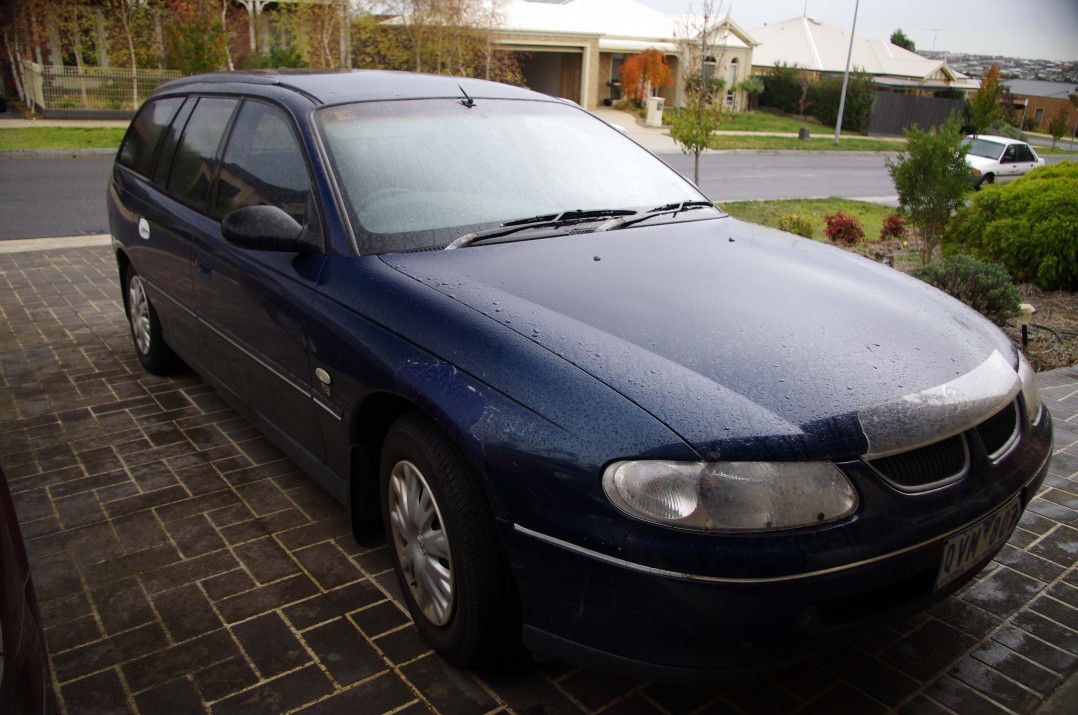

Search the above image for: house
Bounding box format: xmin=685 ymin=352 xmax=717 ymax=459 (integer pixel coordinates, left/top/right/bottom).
xmin=492 ymin=0 xmax=757 ymax=110
xmin=1003 ymin=79 xmax=1077 ymax=136
xmin=748 ymin=16 xmax=976 ymax=96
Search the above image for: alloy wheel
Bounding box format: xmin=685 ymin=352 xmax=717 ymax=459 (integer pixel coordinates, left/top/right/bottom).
xmin=387 ymin=459 xmax=455 ymax=626
xmin=128 ymin=274 xmax=152 ymax=356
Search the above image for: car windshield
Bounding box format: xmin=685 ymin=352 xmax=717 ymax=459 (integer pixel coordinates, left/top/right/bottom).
xmin=316 ymin=98 xmax=708 ymax=253
xmin=963 ymin=137 xmax=1006 ymax=160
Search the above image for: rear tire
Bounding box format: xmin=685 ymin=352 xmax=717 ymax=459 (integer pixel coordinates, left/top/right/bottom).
xmin=124 ymin=266 xmax=179 ymax=375
xmin=380 ymin=413 xmax=520 ymax=667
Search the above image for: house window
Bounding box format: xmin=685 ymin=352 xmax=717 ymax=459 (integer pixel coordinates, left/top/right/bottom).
xmin=703 ymin=56 xmax=717 ymax=82
xmin=610 ymin=53 xmax=626 ymax=101
xmin=727 ymin=57 xmax=739 ymax=88
xmin=611 ymin=53 xmax=625 ymax=83
xmin=1034 ymin=108 xmax=1044 ymax=128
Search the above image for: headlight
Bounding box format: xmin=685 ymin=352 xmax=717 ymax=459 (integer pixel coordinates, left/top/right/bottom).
xmin=1017 ymin=353 xmax=1043 ymax=424
xmin=603 ymin=460 xmax=858 ymax=532
xmin=970 ymin=168 xmax=982 ymax=175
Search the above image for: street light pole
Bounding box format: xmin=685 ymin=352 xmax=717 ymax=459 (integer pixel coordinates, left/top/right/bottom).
xmin=833 ymin=0 xmax=860 ymax=145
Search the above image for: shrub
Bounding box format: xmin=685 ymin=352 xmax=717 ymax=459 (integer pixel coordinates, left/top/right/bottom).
xmin=879 ymin=213 xmax=907 ymax=241
xmin=886 ymin=114 xmax=970 ymax=265
xmin=944 ymin=162 xmax=1078 ymax=291
xmin=823 ymin=211 xmax=864 ymax=245
xmin=759 ymin=62 xmax=806 ymax=114
xmin=810 ymin=71 xmax=876 ymax=133
xmin=912 ymin=255 xmax=1020 ymax=327
xmin=778 ymin=213 xmax=814 ymax=238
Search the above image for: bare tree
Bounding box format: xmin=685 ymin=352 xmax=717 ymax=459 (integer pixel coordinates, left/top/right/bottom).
xmin=671 ymin=0 xmax=730 ymax=185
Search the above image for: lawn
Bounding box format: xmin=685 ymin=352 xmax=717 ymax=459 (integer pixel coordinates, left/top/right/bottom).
xmin=708 ymin=134 xmax=904 ymax=152
xmin=0 ymin=127 xmax=126 ymax=150
xmin=712 ymin=109 xmax=824 ymax=134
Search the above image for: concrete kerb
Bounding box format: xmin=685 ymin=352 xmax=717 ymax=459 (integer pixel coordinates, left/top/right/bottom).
xmin=0 ymin=234 xmax=111 ymax=253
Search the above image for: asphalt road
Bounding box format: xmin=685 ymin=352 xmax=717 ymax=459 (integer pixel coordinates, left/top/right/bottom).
xmin=0 ymin=155 xmax=114 ymax=240
xmin=1 ymin=151 xmax=1068 ymax=240
xmin=1 ymin=152 xmax=902 ymax=241
xmin=660 ymin=151 xmax=900 ymax=204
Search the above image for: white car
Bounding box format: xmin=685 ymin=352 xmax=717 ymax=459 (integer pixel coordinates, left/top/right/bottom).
xmin=963 ymin=135 xmax=1045 ymax=188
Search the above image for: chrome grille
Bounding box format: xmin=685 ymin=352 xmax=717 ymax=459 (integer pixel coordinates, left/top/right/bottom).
xmin=866 ymin=399 xmax=1023 ymax=492
xmin=869 ymin=434 xmax=969 ymax=492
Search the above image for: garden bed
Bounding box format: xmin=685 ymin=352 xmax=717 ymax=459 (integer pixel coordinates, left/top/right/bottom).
xmin=849 ymin=238 xmax=1078 ymax=371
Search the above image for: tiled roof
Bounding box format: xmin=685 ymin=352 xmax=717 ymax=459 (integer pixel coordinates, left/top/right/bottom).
xmin=503 ymin=0 xmax=754 ymax=49
xmin=749 ymin=16 xmax=965 ymax=81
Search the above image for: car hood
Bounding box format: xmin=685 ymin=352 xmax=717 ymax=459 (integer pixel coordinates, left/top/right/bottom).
xmin=380 ymin=217 xmax=1019 ymax=461
xmin=966 ymin=154 xmax=1000 ymax=170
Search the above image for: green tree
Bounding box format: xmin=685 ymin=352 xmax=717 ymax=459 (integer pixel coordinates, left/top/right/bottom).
xmin=1047 ymin=107 xmax=1070 ymax=148
xmin=967 ymin=64 xmax=1004 ymax=135
xmin=811 ymin=70 xmax=876 ymax=133
xmin=886 ymin=114 xmax=970 ymax=265
xmin=760 ymin=61 xmax=807 ymax=114
xmin=890 ymin=29 xmax=915 ymax=52
xmin=736 ymin=75 xmax=764 ymax=109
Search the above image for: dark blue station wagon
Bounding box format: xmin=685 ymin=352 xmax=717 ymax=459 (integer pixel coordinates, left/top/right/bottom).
xmin=108 ymin=70 xmax=1053 ymax=681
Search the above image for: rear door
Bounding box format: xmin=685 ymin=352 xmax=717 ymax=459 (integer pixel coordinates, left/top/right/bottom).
xmin=1012 ymin=144 xmax=1040 ymax=178
xmin=998 ymin=144 xmax=1021 ymax=182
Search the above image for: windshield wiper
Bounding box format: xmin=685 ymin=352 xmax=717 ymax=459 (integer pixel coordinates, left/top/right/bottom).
xmin=446 ymin=208 xmax=638 ymax=250
xmin=598 ymin=200 xmax=718 ymax=231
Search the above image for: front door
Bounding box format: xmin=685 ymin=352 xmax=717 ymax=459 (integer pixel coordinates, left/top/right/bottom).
xmin=177 ymin=97 xmax=328 ymax=462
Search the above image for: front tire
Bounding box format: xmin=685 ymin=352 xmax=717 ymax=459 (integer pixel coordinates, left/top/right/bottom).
xmin=380 ymin=413 xmax=519 ymax=667
xmin=124 ymin=266 xmax=178 ymax=375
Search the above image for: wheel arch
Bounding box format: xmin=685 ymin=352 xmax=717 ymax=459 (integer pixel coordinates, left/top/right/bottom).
xmin=115 ymin=247 xmax=132 ymax=310
xmin=347 ymin=391 xmax=423 ymax=538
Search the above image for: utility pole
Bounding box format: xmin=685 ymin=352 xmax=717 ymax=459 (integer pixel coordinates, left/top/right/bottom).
xmin=924 ymin=28 xmax=947 ymax=51
xmin=834 ymin=0 xmax=860 ymax=145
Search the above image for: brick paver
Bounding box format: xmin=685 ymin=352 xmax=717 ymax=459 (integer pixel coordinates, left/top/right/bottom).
xmin=2 ymin=243 xmax=1075 ymax=714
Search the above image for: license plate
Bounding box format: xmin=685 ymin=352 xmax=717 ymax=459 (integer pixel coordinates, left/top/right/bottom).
xmin=936 ymin=496 xmax=1022 ymax=591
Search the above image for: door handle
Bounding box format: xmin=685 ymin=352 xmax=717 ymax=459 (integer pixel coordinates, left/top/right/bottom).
xmin=195 ymin=256 xmax=212 ymax=278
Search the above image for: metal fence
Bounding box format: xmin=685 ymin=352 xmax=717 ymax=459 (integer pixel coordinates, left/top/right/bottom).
xmin=867 ymin=92 xmax=966 ymax=136
xmin=21 ymin=62 xmax=182 ymax=117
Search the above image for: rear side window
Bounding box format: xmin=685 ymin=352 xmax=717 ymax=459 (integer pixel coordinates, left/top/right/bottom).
xmin=213 ymin=101 xmax=310 ymax=224
xmin=167 ymin=97 xmax=238 ymax=207
xmin=118 ymin=97 xmax=184 ymax=176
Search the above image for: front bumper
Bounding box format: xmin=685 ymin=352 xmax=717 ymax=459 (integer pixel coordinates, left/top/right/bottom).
xmin=508 ymin=412 xmax=1052 ymax=682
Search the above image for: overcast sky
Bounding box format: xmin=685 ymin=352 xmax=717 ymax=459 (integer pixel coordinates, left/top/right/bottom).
xmin=637 ymin=0 xmax=1078 ymax=62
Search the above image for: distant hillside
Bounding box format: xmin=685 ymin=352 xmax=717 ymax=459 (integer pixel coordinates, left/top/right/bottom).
xmin=921 ymin=50 xmax=1077 ymax=83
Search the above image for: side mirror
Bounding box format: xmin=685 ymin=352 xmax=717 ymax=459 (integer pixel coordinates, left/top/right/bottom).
xmin=221 ymin=205 xmax=319 ymax=253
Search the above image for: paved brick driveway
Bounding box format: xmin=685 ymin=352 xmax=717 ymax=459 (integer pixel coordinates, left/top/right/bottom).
xmin=1 ymin=241 xmax=1075 ymax=715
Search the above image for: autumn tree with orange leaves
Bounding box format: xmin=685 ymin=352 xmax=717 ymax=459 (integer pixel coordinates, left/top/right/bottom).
xmin=619 ymin=48 xmax=673 ymax=105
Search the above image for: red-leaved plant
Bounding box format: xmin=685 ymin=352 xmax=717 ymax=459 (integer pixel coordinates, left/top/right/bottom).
xmin=823 ymin=211 xmax=865 ymax=245
xmin=880 ymin=213 xmax=907 ymax=241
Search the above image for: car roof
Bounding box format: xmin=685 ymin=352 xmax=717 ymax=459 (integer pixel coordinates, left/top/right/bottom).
xmin=151 ymin=69 xmax=552 ymax=106
xmin=965 ymin=135 xmax=1026 ymax=145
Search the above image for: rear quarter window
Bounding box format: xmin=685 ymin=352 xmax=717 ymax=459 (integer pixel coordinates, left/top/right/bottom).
xmin=117 ymin=97 xmax=185 ymax=176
